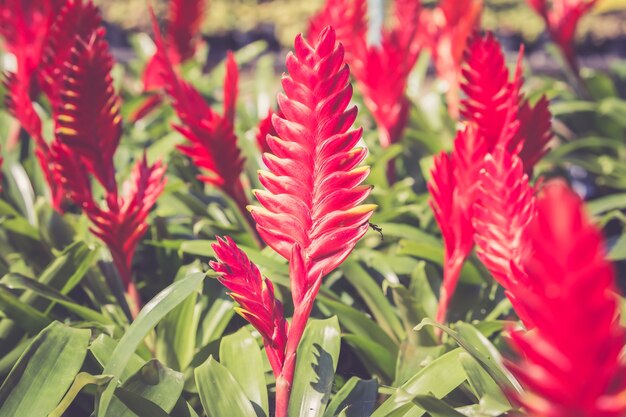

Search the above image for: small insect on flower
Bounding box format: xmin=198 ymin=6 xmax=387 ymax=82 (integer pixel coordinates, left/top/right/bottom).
xmin=368 ymin=222 xmax=384 ymax=241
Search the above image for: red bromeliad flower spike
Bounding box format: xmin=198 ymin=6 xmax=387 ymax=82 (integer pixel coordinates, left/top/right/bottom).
xmin=308 ymin=0 xmax=421 ymax=150
xmin=54 ymin=26 xmax=122 ymax=197
xmin=151 ymin=18 xmax=251 ymax=228
xmin=51 ymin=16 xmax=167 ymax=317
xmin=86 ymin=155 xmax=166 ymax=317
xmin=430 ymin=32 xmax=552 ymax=323
xmin=246 ymin=27 xmax=374 ymax=415
xmin=506 ymin=180 xmax=626 ymax=417
xmin=421 ymin=0 xmax=483 ymax=119
xmin=210 ymin=236 xmax=289 ymax=378
xmin=132 ymin=0 xmax=207 ymax=121
xmin=3 ymin=0 xmax=109 ymax=212
xmin=428 ymin=126 xmax=481 ymax=324
xmin=526 ymin=0 xmax=597 ymax=73
xmin=472 ymin=147 xmax=535 ymax=301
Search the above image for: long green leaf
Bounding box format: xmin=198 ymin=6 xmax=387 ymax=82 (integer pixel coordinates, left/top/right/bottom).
xmin=96 ymin=272 xmax=205 ymax=416
xmin=324 ymin=377 xmax=378 ymax=417
xmin=194 ymin=356 xmax=257 ymax=417
xmin=220 ymin=327 xmax=268 ymax=416
xmin=0 ymin=322 xmax=90 ymax=417
xmin=288 ymin=317 xmax=341 ymax=417
xmin=107 ymin=359 xmax=185 ymax=417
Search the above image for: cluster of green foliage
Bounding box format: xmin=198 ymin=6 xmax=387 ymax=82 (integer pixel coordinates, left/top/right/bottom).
xmin=0 ymin=2 xmax=625 ymax=417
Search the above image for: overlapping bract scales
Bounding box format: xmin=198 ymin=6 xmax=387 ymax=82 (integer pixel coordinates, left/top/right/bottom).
xmin=251 ymin=27 xmax=375 ymax=286
xmin=506 ymin=180 xmax=626 ymax=417
xmin=152 ymin=20 xmax=247 ymax=209
xmin=428 ymin=126 xmax=478 ymax=323
xmin=461 ymin=33 xmax=521 ymax=151
xmin=307 ymin=0 xmax=367 ymax=64
xmin=255 ymin=109 xmax=277 ymax=154
xmin=307 ymin=0 xmax=421 ymax=148
xmin=133 ymin=0 xmax=207 ymax=120
xmin=461 ymin=32 xmax=552 ymax=174
xmin=86 ymin=156 xmax=166 ymax=286
xmin=210 ymin=236 xmax=288 ymax=377
xmin=473 ymin=147 xmax=535 ymax=290
xmin=54 ymin=27 xmax=122 ymax=196
xmin=4 ymin=71 xmax=43 ymax=143
xmin=39 ymin=0 xmax=101 ymax=100
xmin=167 ymin=0 xmax=206 ymax=62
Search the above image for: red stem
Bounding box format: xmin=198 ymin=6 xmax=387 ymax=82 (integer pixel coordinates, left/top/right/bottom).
xmin=112 ymin=252 xmax=141 ymax=319
xmin=274 ymin=276 xmax=322 ymax=417
xmin=435 ymin=254 xmax=465 ymax=325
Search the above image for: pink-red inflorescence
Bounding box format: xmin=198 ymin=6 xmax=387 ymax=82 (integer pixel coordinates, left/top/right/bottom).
xmin=420 ymin=0 xmax=483 ymax=118
xmin=428 ymin=32 xmax=552 ymax=324
xmin=308 ymin=0 xmax=421 ymax=149
xmin=526 ymin=0 xmax=597 ymax=73
xmin=151 ymin=18 xmax=251 ymax=226
xmin=132 ymin=0 xmax=207 ymax=121
xmin=212 ymin=27 xmax=375 ymax=417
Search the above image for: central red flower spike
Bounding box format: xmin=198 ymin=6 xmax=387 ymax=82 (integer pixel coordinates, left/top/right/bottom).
xmin=250 ymin=27 xmax=376 ymax=301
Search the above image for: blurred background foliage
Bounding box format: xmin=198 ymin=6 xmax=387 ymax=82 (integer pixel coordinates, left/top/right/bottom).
xmin=96 ymin=0 xmax=626 ymax=46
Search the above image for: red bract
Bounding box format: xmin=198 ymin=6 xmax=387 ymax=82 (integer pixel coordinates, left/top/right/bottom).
xmin=133 ymin=0 xmax=207 ymax=121
xmin=506 ymin=180 xmax=626 ymax=417
xmin=54 ymin=26 xmax=122 ymax=196
xmin=421 ymin=0 xmax=483 ymax=118
xmin=210 ymin=236 xmax=288 ymax=377
xmin=472 ymin=147 xmax=535 ymax=294
xmin=308 ymin=0 xmax=421 ymax=149
xmin=428 ymin=126 xmax=479 ymax=324
xmin=255 ymin=109 xmax=277 ymax=155
xmin=526 ymin=0 xmax=597 ymax=73
xmin=39 ymin=0 xmax=101 ymax=101
xmin=85 ymin=156 xmax=166 ymax=296
xmin=50 ymin=13 xmax=166 ymax=316
xmin=152 ymin=20 xmax=249 ymax=219
xmin=308 ymin=0 xmax=367 ymax=65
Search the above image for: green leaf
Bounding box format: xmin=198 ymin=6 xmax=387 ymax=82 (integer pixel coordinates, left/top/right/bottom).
xmin=49 ymin=373 xmax=113 ymax=417
xmin=96 ymin=272 xmax=206 ymax=417
xmin=415 ymin=320 xmax=521 ymax=395
xmin=89 ymin=334 xmax=145 ymax=383
xmin=323 ymin=377 xmax=378 ymax=417
xmin=371 ymin=349 xmax=467 ymax=417
xmin=342 ymin=334 xmax=396 ymax=382
xmin=107 ymin=360 xmax=185 ymax=417
xmin=2 ymin=273 xmax=112 ymax=325
xmin=194 ymin=356 xmax=257 ymax=417
xmin=220 ymin=328 xmax=268 ymax=416
xmin=459 ymin=353 xmax=511 ymax=415
xmin=397 ymin=240 xmax=484 ymax=284
xmin=411 ymin=395 xmax=465 ymax=417
xmin=609 ymin=234 xmax=626 ymax=261
xmin=289 ymin=317 xmax=341 ymax=417
xmin=342 ymin=261 xmax=405 ymax=342
xmin=0 ymin=284 xmax=51 ymax=333
xmin=0 ymin=322 xmax=90 ymax=417
xmin=156 ymin=288 xmax=199 ymax=371
xmin=587 ymin=193 xmax=626 ymax=215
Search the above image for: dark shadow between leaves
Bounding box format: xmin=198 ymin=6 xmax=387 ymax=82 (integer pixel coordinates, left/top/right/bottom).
xmin=310 ymin=343 xmax=334 ymax=405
